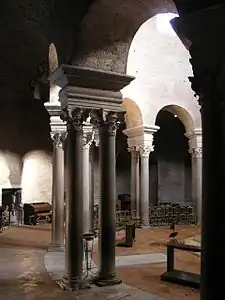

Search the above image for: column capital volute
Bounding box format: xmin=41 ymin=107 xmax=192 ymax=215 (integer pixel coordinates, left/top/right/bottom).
xmin=190 ymin=147 xmax=202 ymax=158
xmin=128 ymin=146 xmax=139 ymax=153
xmin=83 ymin=121 xmax=94 ymax=149
xmin=51 ymin=131 xmax=67 ymax=148
xmin=139 ymin=144 xmax=153 ymax=158
xmin=185 ymin=128 xmax=202 ymax=156
xmin=60 ymin=108 xmax=89 ymax=132
xmin=90 ymin=109 xmax=120 ymax=136
xmin=124 ymin=124 xmax=159 ymax=154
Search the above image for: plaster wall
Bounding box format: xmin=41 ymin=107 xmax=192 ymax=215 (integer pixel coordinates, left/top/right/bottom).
xmin=122 ymin=13 xmax=201 ymax=132
xmin=0 ymin=102 xmax=52 ymax=205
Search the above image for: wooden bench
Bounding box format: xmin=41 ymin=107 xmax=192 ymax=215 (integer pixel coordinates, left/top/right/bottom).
xmin=161 ymin=243 xmax=201 ymax=289
xmin=24 ymin=202 xmax=52 ymax=225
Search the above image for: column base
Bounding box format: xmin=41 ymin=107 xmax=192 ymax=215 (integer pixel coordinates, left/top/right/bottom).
xmin=92 ymin=273 xmax=122 ymax=287
xmin=48 ymin=243 xmax=64 ymax=252
xmin=137 ymin=224 xmax=149 ymax=229
xmin=56 ymin=276 xmax=91 ymax=291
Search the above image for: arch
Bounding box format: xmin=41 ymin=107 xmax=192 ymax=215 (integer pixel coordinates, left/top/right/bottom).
xmin=155 ymin=104 xmax=195 ymax=133
xmin=49 ymin=43 xmax=59 ymax=75
xmin=72 ymin=0 xmax=177 ymax=73
xmin=122 ymin=98 xmax=143 ymax=129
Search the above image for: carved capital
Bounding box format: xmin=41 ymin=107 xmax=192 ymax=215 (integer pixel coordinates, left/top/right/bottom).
xmin=60 ymin=108 xmax=89 ymax=132
xmin=128 ymin=146 xmax=139 ymax=154
xmin=83 ymin=131 xmax=94 ymax=150
xmin=90 ymin=109 xmax=119 ymax=136
xmin=190 ymin=147 xmax=202 ymax=158
xmin=51 ymin=131 xmax=66 ymax=148
xmin=128 ymin=146 xmax=139 ymax=162
xmin=139 ymin=145 xmax=153 ymax=158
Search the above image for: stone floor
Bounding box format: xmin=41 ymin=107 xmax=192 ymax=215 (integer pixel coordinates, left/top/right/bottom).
xmin=0 ymin=225 xmax=164 ymax=300
xmin=0 ymin=224 xmax=200 ymax=300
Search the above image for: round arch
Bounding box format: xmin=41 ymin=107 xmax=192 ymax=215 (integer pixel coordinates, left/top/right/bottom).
xmin=122 ymin=98 xmax=143 ymax=129
xmin=155 ymin=104 xmax=195 ymax=133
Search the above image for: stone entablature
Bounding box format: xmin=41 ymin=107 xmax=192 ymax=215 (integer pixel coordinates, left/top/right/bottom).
xmin=123 ymin=124 xmax=159 ymax=153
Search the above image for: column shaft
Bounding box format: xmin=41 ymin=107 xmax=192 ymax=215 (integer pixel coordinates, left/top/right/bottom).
xmin=191 ymin=151 xmax=202 ymax=223
xmin=89 ymin=145 xmax=95 ymax=231
xmin=50 ymin=133 xmax=65 ymax=251
xmin=64 ymin=122 xmax=83 ymax=285
xmin=94 ymin=112 xmax=121 ymax=286
xmin=99 ymin=124 xmax=116 ymax=278
xmin=130 ymin=148 xmax=140 ymax=214
xmin=83 ymin=144 xmax=91 ymax=233
xmin=140 ymin=150 xmax=150 ymax=227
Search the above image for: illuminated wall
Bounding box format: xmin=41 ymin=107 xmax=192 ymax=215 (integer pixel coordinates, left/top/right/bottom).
xmin=0 ymin=151 xmax=22 ymax=205
xmin=21 ymin=151 xmax=52 ymax=204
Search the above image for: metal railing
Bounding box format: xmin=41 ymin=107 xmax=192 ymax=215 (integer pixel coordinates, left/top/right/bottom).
xmin=93 ymin=204 xmax=196 ymax=230
xmin=1 ymin=208 xmax=23 ymax=231
xmin=149 ymin=204 xmax=196 ymax=226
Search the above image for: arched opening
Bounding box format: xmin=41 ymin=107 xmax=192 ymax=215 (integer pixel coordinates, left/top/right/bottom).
xmin=152 ymin=108 xmax=192 ymax=205
xmin=122 ymin=97 xmax=143 ymax=129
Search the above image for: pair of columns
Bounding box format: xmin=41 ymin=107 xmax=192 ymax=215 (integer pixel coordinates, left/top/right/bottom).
xmin=47 ymin=64 xmax=134 ymax=291
xmin=50 ymin=109 xmax=121 ymax=290
xmin=50 ymin=125 xmax=94 ymax=251
xmin=129 ymin=128 xmax=202 ymax=226
xmin=129 ymin=145 xmax=153 ymax=227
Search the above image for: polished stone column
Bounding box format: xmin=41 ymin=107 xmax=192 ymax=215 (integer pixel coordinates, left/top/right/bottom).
xmin=186 ymin=130 xmax=202 ymax=223
xmin=93 ymin=111 xmax=121 ymax=286
xmin=58 ymin=108 xmax=87 ymax=291
xmin=89 ymin=144 xmax=95 ymax=231
xmin=191 ymin=147 xmax=202 ymax=223
xmin=139 ymin=145 xmax=151 ymax=227
xmin=129 ymin=146 xmax=140 ymax=215
xmin=49 ymin=131 xmax=65 ymax=251
xmin=82 ymin=125 xmax=94 ymax=233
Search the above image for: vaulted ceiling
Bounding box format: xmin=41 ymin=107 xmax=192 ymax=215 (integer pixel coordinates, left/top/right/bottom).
xmin=0 ymin=0 xmax=222 ymax=105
